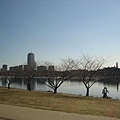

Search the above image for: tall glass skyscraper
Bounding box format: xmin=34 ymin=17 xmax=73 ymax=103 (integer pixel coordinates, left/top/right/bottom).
xmin=27 ymin=52 xmax=36 ymax=68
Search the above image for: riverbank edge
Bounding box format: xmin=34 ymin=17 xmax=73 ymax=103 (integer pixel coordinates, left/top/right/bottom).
xmin=0 ymin=87 xmax=120 ymax=118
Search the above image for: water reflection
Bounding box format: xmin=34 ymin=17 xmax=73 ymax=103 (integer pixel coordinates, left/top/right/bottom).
xmin=0 ymin=77 xmax=120 ymax=99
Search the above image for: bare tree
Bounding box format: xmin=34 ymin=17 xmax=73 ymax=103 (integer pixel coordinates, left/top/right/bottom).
xmin=22 ymin=66 xmax=35 ymax=91
xmin=2 ymin=66 xmax=36 ymax=91
xmin=8 ymin=69 xmax=23 ymax=89
xmin=0 ymin=71 xmax=10 ymax=89
xmin=76 ymin=54 xmax=105 ymax=96
xmin=39 ymin=58 xmax=76 ymax=94
xmin=1 ymin=69 xmax=20 ymax=89
xmin=7 ymin=75 xmax=17 ymax=89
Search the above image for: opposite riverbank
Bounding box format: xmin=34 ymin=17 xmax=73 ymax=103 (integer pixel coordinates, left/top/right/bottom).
xmin=0 ymin=87 xmax=120 ymax=118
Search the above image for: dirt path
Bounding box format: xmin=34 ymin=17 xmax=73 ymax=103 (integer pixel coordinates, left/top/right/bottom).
xmin=0 ymin=104 xmax=119 ymax=120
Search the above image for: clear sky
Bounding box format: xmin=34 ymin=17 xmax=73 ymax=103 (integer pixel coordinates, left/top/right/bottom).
xmin=0 ymin=0 xmax=120 ymax=68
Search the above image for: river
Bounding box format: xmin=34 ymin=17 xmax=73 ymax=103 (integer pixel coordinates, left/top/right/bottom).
xmin=0 ymin=77 xmax=120 ymax=99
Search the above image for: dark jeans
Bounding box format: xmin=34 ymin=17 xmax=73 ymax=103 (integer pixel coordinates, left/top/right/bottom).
xmin=103 ymin=93 xmax=108 ymax=98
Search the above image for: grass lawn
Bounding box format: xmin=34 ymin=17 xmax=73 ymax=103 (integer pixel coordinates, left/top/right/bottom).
xmin=0 ymin=87 xmax=120 ymax=118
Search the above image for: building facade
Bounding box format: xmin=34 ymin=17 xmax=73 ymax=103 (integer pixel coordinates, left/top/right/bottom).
xmin=2 ymin=64 xmax=7 ymax=71
xmin=27 ymin=52 xmax=36 ymax=69
xmin=37 ymin=66 xmax=47 ymax=71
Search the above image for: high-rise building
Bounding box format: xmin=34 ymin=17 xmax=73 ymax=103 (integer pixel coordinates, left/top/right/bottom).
xmin=116 ymin=62 xmax=118 ymax=68
xmin=27 ymin=52 xmax=36 ymax=69
xmin=2 ymin=64 xmax=7 ymax=71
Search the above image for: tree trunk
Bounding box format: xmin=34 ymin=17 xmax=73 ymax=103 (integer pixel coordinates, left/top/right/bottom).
xmin=27 ymin=82 xmax=31 ymax=91
xmin=53 ymin=88 xmax=57 ymax=94
xmin=8 ymin=83 xmax=10 ymax=89
xmin=86 ymin=87 xmax=89 ymax=96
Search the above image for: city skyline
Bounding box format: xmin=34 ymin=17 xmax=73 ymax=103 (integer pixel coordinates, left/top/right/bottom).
xmin=1 ymin=0 xmax=120 ymax=68
xmin=1 ymin=52 xmax=119 ymax=70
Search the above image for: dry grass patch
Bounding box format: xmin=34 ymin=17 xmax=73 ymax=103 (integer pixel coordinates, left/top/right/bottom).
xmin=0 ymin=87 xmax=120 ymax=118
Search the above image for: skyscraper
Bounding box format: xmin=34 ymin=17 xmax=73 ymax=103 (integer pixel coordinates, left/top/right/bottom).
xmin=27 ymin=52 xmax=36 ymax=69
xmin=116 ymin=62 xmax=118 ymax=68
xmin=2 ymin=64 xmax=7 ymax=71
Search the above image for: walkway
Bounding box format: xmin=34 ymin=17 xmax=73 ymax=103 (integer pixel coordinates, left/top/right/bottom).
xmin=0 ymin=104 xmax=119 ymax=120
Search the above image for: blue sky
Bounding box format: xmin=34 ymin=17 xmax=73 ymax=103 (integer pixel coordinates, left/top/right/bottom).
xmin=0 ymin=0 xmax=120 ymax=68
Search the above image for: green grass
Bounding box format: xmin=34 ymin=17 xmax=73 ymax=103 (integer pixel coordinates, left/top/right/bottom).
xmin=0 ymin=87 xmax=120 ymax=118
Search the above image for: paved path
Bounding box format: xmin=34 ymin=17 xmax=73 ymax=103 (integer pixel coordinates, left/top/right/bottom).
xmin=0 ymin=104 xmax=119 ymax=120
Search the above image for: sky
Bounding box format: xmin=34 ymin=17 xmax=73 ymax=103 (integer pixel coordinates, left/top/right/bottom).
xmin=1 ymin=0 xmax=120 ymax=68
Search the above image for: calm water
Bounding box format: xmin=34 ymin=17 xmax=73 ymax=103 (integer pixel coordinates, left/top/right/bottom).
xmin=0 ymin=77 xmax=120 ymax=99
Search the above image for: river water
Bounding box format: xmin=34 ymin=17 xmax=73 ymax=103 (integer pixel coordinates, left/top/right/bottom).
xmin=0 ymin=78 xmax=120 ymax=99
